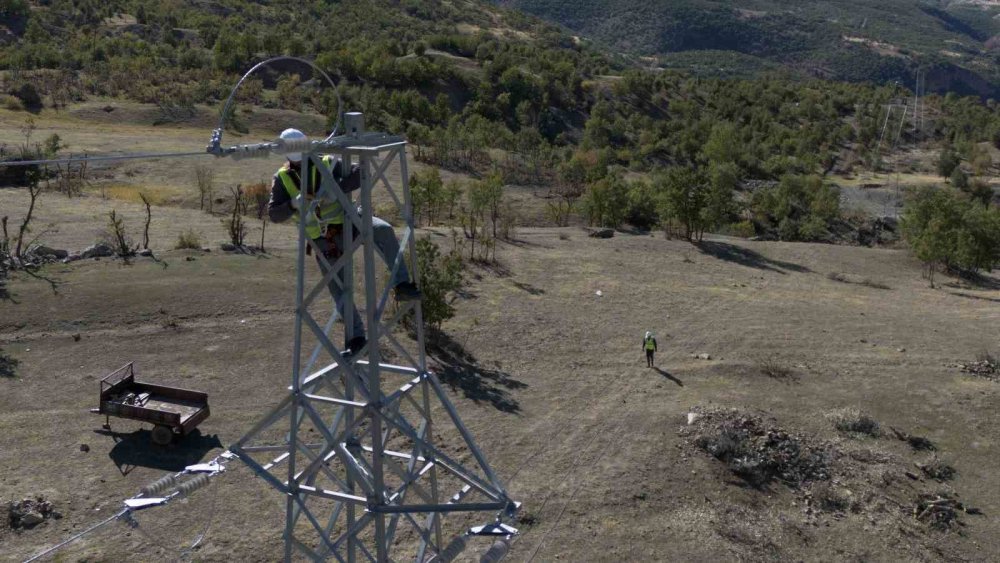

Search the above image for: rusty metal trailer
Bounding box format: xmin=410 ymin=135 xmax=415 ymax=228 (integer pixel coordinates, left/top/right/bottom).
xmin=91 ymin=362 xmax=210 ymax=445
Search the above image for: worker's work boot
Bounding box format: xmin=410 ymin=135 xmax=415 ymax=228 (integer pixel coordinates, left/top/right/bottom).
xmin=393 ymin=281 xmax=422 ymax=301
xmin=345 ymin=336 xmax=367 ymax=356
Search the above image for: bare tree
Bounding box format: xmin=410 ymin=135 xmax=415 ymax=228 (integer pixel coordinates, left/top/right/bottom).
xmin=14 ymin=172 xmax=42 ymax=260
xmin=195 ymin=164 xmax=214 ymax=212
xmin=244 ymin=182 xmax=270 ymax=251
xmin=1 ymin=216 xmax=9 ymax=261
xmin=139 ymin=192 xmax=152 ymax=250
xmin=224 ymin=185 xmax=249 ymax=247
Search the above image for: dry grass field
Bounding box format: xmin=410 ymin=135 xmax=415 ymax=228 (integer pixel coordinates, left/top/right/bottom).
xmin=2 ymin=104 xmax=999 ymax=562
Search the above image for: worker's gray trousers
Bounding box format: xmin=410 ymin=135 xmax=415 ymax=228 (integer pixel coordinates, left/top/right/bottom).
xmin=313 ymin=216 xmax=410 ymax=342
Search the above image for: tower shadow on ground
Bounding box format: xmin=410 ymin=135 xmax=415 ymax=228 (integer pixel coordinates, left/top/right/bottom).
xmin=694 ymin=241 xmax=811 ymax=274
xmin=426 ymin=330 xmax=527 ymax=414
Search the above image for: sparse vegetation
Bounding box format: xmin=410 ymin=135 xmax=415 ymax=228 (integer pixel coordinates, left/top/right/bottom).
xmin=175 ymin=229 xmax=202 ymax=250
xmin=0 ymin=347 xmax=18 ymax=378
xmin=104 ymin=209 xmax=138 ymax=258
xmin=755 ymin=355 xmax=796 ymax=380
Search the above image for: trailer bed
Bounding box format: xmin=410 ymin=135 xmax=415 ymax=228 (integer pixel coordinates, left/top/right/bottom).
xmin=94 ymin=363 xmax=210 ymax=444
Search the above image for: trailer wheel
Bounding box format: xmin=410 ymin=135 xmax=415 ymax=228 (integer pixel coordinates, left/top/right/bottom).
xmin=151 ymin=425 xmax=174 ymax=446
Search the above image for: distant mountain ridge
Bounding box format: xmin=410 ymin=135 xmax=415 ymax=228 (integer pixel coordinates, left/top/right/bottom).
xmin=496 ymin=0 xmax=1000 ymax=96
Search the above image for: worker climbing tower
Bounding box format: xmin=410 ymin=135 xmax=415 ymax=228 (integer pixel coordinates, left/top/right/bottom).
xmin=215 ymin=112 xmax=518 ymax=562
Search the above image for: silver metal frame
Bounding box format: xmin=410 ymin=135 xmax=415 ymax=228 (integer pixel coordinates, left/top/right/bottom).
xmin=228 ymin=114 xmax=515 ymax=562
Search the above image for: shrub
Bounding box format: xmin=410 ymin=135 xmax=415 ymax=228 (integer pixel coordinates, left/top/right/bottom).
xmin=919 ymin=459 xmax=956 ymax=482
xmin=0 ymin=346 xmax=18 ymax=378
xmin=726 ymin=219 xmax=756 ymax=238
xmin=175 ymin=229 xmax=202 ymax=249
xmin=827 ymin=408 xmax=880 ymax=437
xmin=103 ymin=209 xmax=138 ymax=258
xmin=12 ymin=83 xmax=41 ymax=110
xmin=1 ymin=95 xmax=24 ymax=111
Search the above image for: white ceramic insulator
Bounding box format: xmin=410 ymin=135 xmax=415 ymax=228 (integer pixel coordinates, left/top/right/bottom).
xmin=141 ymin=475 xmax=178 ymax=496
xmin=230 ymin=144 xmax=274 ymax=161
xmin=480 ymin=539 xmax=510 ymax=563
xmin=425 ymin=534 xmax=467 ymax=563
xmin=176 ymin=473 xmax=212 ymax=496
xmin=275 ymin=137 xmax=313 ymax=154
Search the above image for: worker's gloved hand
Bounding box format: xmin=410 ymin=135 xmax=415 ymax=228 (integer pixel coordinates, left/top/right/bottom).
xmin=290 ymin=194 xmax=304 ymax=210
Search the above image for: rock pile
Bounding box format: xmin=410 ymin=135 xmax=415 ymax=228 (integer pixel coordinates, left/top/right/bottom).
xmin=7 ymin=496 xmax=60 ymax=529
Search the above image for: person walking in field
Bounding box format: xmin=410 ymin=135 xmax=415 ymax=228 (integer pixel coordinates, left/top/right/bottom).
xmin=267 ymin=128 xmax=421 ymax=355
xmin=643 ymin=331 xmax=658 ymax=367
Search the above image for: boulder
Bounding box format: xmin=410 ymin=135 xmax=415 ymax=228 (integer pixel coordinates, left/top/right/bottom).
xmin=588 ymin=228 xmax=614 ymax=239
xmin=82 ymin=244 xmax=113 ymax=259
xmin=19 ymin=511 xmax=44 ymax=527
xmin=220 ymin=243 xmax=237 ymax=252
xmin=138 ymin=249 xmax=153 ymax=257
xmin=34 ymin=246 xmax=68 ymax=259
xmin=62 ymin=254 xmax=81 ymax=264
xmin=693 ymin=353 xmax=712 ymax=360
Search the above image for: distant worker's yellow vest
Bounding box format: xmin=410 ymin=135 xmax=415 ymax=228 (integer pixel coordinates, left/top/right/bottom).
xmin=277 ymin=155 xmax=345 ymax=239
xmin=644 ymin=336 xmax=655 ymax=351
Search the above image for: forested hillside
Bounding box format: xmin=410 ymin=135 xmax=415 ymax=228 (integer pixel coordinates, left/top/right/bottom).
xmin=497 ymin=0 xmax=1000 ymax=97
xmin=1 ymin=0 xmax=999 ymax=269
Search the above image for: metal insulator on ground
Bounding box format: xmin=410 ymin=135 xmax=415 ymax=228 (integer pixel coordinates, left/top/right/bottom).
xmin=176 ymin=473 xmax=212 ymax=496
xmin=480 ymin=539 xmax=510 ymax=563
xmin=425 ymin=534 xmax=467 ymax=563
xmin=141 ymin=475 xmax=178 ymax=496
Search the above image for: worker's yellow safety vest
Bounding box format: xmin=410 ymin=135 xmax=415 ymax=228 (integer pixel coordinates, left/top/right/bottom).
xmin=276 ymin=155 xmax=345 ymax=239
xmin=644 ymin=336 xmax=655 ymax=351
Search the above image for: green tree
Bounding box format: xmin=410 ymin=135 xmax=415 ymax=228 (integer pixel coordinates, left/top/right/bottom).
xmin=656 ymin=167 xmax=707 ymax=241
xmin=938 ymin=148 xmax=960 ymax=180
xmin=582 ymin=174 xmax=629 ymax=229
xmin=414 ymin=238 xmax=463 ymax=332
xmin=951 ymin=167 xmax=969 ymax=191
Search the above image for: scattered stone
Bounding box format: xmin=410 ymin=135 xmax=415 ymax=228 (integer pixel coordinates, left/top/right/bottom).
xmin=81 ymin=243 xmax=113 ymax=259
xmin=62 ymin=254 xmax=81 ymax=263
xmin=80 ymin=444 xmax=89 ymax=452
xmin=588 ymin=228 xmax=614 ymax=239
xmin=220 ymin=243 xmax=237 ymax=252
xmin=185 ymin=256 xmax=196 ymax=262
xmin=687 ymin=412 xmax=700 ymax=425
xmin=693 ymin=353 xmax=711 ymax=360
xmin=897 ymin=348 xmax=906 ymax=353
xmin=202 ymin=247 xmax=211 ymax=253
xmin=138 ymin=249 xmax=153 ymax=257
xmin=73 ymin=333 xmax=81 ymax=342
xmin=958 ymin=358 xmax=998 ymax=381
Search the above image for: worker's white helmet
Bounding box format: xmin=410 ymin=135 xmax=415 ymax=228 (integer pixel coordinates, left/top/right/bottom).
xmin=280 ymin=128 xmax=307 ymax=162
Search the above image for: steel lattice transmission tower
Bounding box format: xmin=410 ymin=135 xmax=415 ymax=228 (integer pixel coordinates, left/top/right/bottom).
xmin=223 ymin=113 xmax=517 ymax=562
